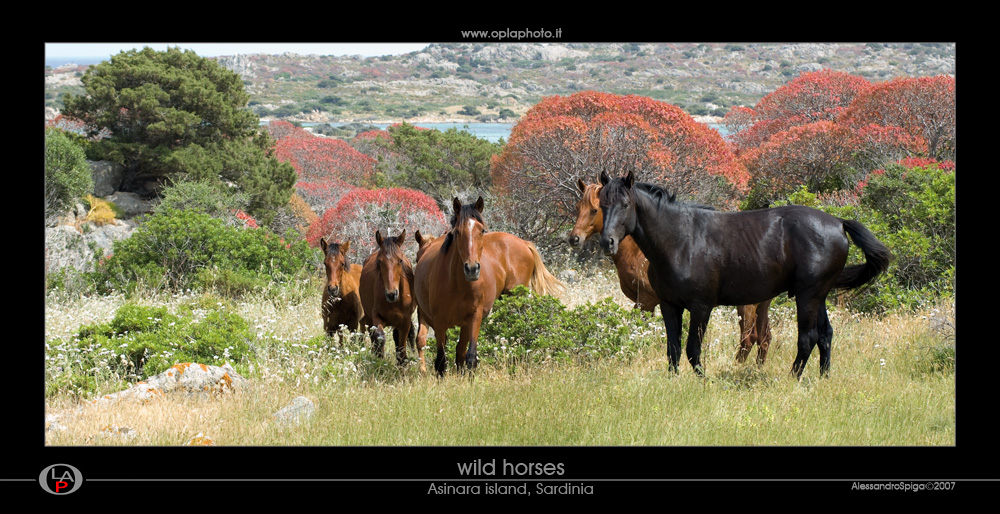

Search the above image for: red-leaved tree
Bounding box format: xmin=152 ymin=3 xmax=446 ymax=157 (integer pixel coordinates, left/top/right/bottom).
xmin=266 ymin=120 xmax=313 ymax=141
xmin=848 ymin=123 xmax=929 ymax=172
xmin=272 ymin=125 xmax=378 ymax=216
xmin=724 ymin=69 xmax=870 ymax=154
xmin=275 ymin=136 xmax=377 ymax=186
xmin=306 ymin=188 xmax=448 ymax=260
xmin=838 ymin=75 xmax=956 ymax=160
xmin=351 ymin=129 xmax=401 ymax=169
xmin=491 ymin=91 xmax=747 ymax=242
xmin=738 ymin=121 xmax=859 ymax=205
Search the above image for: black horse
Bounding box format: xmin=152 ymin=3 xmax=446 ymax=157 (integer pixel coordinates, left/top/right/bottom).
xmin=598 ymin=170 xmax=890 ymax=378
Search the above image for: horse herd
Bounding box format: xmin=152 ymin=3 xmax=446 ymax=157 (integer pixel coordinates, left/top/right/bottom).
xmin=321 ymin=171 xmax=891 ymax=379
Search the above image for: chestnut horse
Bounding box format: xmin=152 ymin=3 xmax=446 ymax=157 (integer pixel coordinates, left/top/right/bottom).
xmin=359 ymin=230 xmax=417 ymax=366
xmin=320 ymin=238 xmax=364 ymax=336
xmin=570 ymin=179 xmax=774 ymax=366
xmin=598 ymin=170 xmax=890 ymax=378
xmin=413 ymin=197 xmax=561 ymax=375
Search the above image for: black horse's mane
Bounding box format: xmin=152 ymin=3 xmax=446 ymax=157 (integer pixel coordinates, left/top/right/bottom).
xmin=442 ymin=202 xmax=486 ymax=253
xmin=603 ymin=178 xmax=716 ymax=213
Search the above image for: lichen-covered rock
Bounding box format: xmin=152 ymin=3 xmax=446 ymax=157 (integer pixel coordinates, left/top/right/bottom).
xmin=185 ymin=432 xmax=216 ymax=446
xmin=87 ymin=362 xmax=247 ymax=407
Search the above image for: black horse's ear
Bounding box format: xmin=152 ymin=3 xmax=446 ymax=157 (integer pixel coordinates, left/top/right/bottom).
xmin=375 ymin=230 xmax=384 ymax=247
xmin=599 ymin=170 xmax=611 ymax=186
xmin=453 ymin=197 xmax=462 ymax=214
xmin=396 ymin=229 xmax=406 ymax=246
xmin=415 ymin=230 xmax=423 ymax=244
xmin=474 ymin=196 xmax=484 ymax=213
xmin=624 ymin=169 xmax=635 ymax=188
xmin=577 ymin=178 xmax=587 ymax=193
xmin=320 ymin=237 xmax=328 ymax=253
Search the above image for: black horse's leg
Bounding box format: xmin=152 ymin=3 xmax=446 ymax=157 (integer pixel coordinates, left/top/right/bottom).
xmin=686 ymin=307 xmax=711 ymax=376
xmin=816 ymin=304 xmax=833 ymax=377
xmin=661 ymin=303 xmax=684 ymax=374
xmin=791 ymin=296 xmax=822 ymax=379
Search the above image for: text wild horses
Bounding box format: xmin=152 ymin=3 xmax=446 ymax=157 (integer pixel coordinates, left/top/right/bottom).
xmin=598 ymin=171 xmax=890 ymax=378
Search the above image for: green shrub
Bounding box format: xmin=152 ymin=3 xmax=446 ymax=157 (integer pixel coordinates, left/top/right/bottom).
xmin=820 ymin=163 xmax=955 ymax=312
xmin=478 ymin=286 xmax=663 ymax=365
xmin=156 ymin=180 xmax=249 ymax=221
xmin=45 ymin=127 xmax=93 ymax=218
xmin=48 ymin=302 xmax=255 ymax=397
xmin=91 ymin=208 xmax=320 ymax=295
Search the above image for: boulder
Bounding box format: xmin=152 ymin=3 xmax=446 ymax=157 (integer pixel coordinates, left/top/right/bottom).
xmin=89 ymin=160 xmax=125 ymax=197
xmin=45 ymin=225 xmax=91 ymax=272
xmin=272 ymin=396 xmax=316 ymax=427
xmin=45 ymin=220 xmax=134 ymax=273
xmin=104 ymin=191 xmax=156 ymax=218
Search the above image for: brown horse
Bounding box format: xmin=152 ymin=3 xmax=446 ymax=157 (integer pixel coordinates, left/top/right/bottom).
xmin=413 ymin=197 xmax=561 ymax=375
xmin=570 ymin=179 xmax=774 ymax=366
xmin=359 ymin=230 xmax=417 ymax=366
xmin=320 ymin=238 xmax=364 ymax=336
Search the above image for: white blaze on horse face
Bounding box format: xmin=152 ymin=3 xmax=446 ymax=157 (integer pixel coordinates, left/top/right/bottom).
xmin=466 ymin=218 xmax=480 ymax=263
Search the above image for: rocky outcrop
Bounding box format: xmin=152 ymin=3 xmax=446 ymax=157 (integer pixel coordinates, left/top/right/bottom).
xmin=83 ymin=362 xmax=249 ymax=407
xmin=45 ymin=222 xmax=131 ymax=273
xmin=89 ymin=160 xmax=125 ymax=197
xmin=45 ymin=160 xmax=157 ymax=275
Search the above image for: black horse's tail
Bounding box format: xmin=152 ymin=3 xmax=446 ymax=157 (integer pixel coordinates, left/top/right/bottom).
xmin=836 ymin=219 xmax=891 ymax=290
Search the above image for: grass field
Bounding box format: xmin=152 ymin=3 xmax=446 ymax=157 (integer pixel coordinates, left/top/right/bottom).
xmin=44 ymin=258 xmax=955 ymax=447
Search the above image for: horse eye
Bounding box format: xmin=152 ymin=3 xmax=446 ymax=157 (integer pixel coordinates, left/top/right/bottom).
xmin=591 ymin=208 xmax=598 ymax=215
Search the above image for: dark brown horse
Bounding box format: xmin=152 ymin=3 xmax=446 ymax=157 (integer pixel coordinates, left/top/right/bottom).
xmin=598 ymin=170 xmax=890 ymax=378
xmin=360 ymin=230 xmax=417 ymax=366
xmin=320 ymin=238 xmax=364 ymax=336
xmin=413 ymin=197 xmax=561 ymax=375
xmin=570 ymin=179 xmax=774 ymax=366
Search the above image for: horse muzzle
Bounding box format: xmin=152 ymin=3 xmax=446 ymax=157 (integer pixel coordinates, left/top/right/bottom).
xmin=568 ymin=233 xmax=581 ymax=248
xmin=600 ymin=236 xmax=618 ymax=256
xmin=463 ymin=262 xmax=481 ymax=281
xmin=327 ymin=285 xmax=342 ymax=299
xmin=384 ymin=289 xmax=400 ymax=303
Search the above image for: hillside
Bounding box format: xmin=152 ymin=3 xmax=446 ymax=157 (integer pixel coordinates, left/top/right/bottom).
xmin=45 ymin=42 xmax=955 ymax=125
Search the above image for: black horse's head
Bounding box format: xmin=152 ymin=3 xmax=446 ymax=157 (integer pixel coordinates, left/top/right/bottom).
xmin=598 ymin=170 xmax=637 ymax=256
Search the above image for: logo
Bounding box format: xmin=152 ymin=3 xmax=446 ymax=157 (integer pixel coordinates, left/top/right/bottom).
xmin=39 ymin=464 xmax=83 ymax=495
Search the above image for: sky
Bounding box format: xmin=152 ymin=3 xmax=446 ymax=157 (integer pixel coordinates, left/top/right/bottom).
xmin=45 ymin=43 xmax=432 ymax=65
